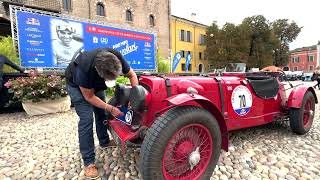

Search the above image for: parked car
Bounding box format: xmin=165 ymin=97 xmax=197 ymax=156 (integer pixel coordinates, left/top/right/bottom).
xmin=302 ymin=72 xmax=315 ymax=81
xmin=106 ymin=67 xmax=317 ymax=179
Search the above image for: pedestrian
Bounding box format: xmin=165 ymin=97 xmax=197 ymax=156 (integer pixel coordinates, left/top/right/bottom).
xmin=313 ymin=66 xmax=320 ymax=89
xmin=65 ymin=48 xmax=138 ymax=179
xmin=0 ymin=54 xmax=24 ymax=91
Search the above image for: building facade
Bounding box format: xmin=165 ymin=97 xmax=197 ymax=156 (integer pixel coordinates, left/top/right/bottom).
xmin=170 ymin=15 xmax=208 ymax=73
xmin=287 ymin=43 xmax=320 ymax=72
xmin=0 ymin=0 xmax=170 ymax=58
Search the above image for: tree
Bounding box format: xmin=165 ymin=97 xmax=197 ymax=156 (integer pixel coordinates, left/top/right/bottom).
xmin=205 ymin=16 xmax=301 ymax=69
xmin=240 ymin=15 xmax=273 ymax=68
xmin=205 ymin=22 xmax=225 ymax=68
xmin=271 ymin=19 xmax=302 ymax=66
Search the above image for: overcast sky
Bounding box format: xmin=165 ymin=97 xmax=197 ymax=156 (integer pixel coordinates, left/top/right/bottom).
xmin=171 ymin=0 xmax=319 ymax=50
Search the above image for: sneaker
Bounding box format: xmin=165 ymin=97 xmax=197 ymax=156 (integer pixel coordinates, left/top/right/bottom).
xmin=100 ymin=139 xmax=117 ymax=150
xmin=84 ymin=164 xmax=99 ymax=179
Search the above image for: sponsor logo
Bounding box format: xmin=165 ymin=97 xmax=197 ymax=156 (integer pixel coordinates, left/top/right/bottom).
xmin=27 ymin=53 xmax=45 ymax=57
xmin=26 ymin=18 xmax=40 ymax=26
xmin=25 ymin=27 xmax=42 ymax=33
xmin=93 ymin=36 xmax=98 ymax=43
xmin=27 ymin=58 xmax=44 ymax=63
xmin=144 ymin=42 xmax=151 ymax=47
xmin=26 ymin=34 xmax=42 ymax=38
xmin=27 ymin=40 xmax=43 ymax=46
xmin=26 ymin=48 xmax=45 ymax=52
xmin=143 ymin=48 xmax=151 ymax=52
xmin=100 ymin=37 xmax=108 ymax=44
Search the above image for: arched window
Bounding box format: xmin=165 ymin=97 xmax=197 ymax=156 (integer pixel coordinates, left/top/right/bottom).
xmin=149 ymin=15 xmax=155 ymax=26
xmin=126 ymin=10 xmax=133 ymax=22
xmin=63 ymin=0 xmax=72 ymax=11
xmin=96 ymin=3 xmax=105 ymax=16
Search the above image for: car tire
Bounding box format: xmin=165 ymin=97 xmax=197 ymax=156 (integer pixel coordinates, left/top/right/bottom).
xmin=289 ymin=91 xmax=315 ymax=135
xmin=140 ymin=106 xmax=221 ymax=180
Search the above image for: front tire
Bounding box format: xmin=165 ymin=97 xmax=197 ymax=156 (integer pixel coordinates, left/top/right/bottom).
xmin=140 ymin=106 xmax=222 ymax=180
xmin=289 ymin=91 xmax=315 ymax=135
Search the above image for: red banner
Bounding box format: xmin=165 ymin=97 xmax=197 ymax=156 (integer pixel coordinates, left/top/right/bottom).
xmin=86 ymin=26 xmax=152 ymax=42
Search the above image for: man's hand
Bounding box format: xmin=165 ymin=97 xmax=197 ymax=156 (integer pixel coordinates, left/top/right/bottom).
xmin=107 ymin=105 xmax=124 ymax=117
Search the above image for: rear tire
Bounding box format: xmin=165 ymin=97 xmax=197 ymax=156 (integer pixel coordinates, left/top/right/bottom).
xmin=140 ymin=106 xmax=222 ymax=180
xmin=289 ymin=91 xmax=315 ymax=135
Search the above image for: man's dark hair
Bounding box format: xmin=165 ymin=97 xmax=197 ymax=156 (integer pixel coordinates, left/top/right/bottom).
xmin=94 ymin=50 xmax=122 ymax=80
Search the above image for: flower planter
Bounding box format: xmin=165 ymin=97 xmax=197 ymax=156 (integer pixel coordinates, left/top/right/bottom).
xmin=22 ymin=96 xmax=71 ymax=116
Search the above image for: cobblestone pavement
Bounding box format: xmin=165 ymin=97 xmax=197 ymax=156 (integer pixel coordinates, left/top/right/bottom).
xmin=0 ymin=88 xmax=320 ymax=180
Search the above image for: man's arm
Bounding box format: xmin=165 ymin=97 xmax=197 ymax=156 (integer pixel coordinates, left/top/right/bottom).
xmin=79 ymin=86 xmax=123 ymax=116
xmin=0 ymin=55 xmax=24 ymax=73
xmin=125 ymin=68 xmax=138 ymax=86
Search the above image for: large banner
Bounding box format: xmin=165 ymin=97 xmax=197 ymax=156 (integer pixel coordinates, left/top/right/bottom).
xmin=16 ymin=10 xmax=156 ymax=71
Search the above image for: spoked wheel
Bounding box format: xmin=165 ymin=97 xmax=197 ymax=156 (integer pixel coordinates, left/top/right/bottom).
xmin=162 ymin=124 xmax=213 ymax=179
xmin=140 ymin=106 xmax=221 ymax=180
xmin=302 ymin=97 xmax=314 ymax=129
xmin=290 ymin=91 xmax=316 ymax=135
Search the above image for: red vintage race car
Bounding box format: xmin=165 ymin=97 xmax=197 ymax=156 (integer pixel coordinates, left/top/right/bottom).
xmin=106 ymin=67 xmax=317 ymax=180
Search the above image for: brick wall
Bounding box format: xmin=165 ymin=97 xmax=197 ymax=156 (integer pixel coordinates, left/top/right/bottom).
xmin=0 ymin=0 xmax=170 ymax=58
xmin=66 ymin=0 xmax=170 ymax=58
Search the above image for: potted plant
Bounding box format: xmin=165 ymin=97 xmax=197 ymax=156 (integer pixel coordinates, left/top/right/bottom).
xmin=4 ymin=70 xmax=71 ymax=116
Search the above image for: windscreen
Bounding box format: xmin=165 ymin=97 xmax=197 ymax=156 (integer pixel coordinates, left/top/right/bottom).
xmin=225 ymin=63 xmax=246 ymax=72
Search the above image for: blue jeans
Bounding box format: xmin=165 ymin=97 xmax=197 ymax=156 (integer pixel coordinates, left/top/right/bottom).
xmin=67 ymin=85 xmax=109 ymax=166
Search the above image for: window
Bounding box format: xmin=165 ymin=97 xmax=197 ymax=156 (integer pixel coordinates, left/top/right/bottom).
xmin=293 ymin=56 xmax=300 ymax=63
xmin=308 ymin=55 xmax=314 ymax=62
xmin=294 ymin=67 xmax=298 ymax=71
xmin=199 ymin=52 xmax=202 ymax=60
xmin=181 ymin=63 xmax=185 ymax=71
xmin=181 ymin=63 xmax=192 ymax=71
xmin=199 ymin=34 xmax=205 ymax=45
xmin=149 ymin=15 xmax=155 ymax=26
xmin=291 ymin=57 xmax=295 ymax=63
xmin=180 ymin=50 xmax=185 ymax=58
xmin=63 ymin=0 xmax=72 ymax=11
xmin=179 ymin=30 xmax=185 ymax=41
xmin=310 ymin=66 xmax=314 ymax=71
xmin=186 ymin=31 xmax=192 ymax=42
xmin=96 ymin=3 xmax=105 ymax=16
xmin=126 ymin=10 xmax=133 ymax=22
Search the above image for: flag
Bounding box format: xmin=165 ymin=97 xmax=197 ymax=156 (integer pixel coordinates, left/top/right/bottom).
xmin=185 ymin=53 xmax=191 ymax=72
xmin=172 ymin=52 xmax=182 ymax=72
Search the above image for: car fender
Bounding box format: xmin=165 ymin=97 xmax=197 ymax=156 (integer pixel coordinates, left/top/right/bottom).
xmin=287 ymin=86 xmax=318 ymax=108
xmin=164 ymin=93 xmax=229 ymax=151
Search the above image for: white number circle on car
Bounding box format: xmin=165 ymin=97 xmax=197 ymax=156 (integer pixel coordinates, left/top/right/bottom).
xmin=231 ymin=85 xmax=253 ymax=116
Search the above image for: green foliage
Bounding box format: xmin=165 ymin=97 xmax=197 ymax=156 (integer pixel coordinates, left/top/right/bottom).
xmin=0 ymin=36 xmax=20 ymax=73
xmin=205 ymin=15 xmax=301 ymax=69
xmin=105 ymin=76 xmax=130 ymax=97
xmin=157 ymin=54 xmax=170 ymax=73
xmin=5 ymin=71 xmax=67 ymax=103
xmin=271 ymin=19 xmax=302 ymax=66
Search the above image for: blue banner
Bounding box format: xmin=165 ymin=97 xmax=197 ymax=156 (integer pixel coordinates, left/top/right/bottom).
xmin=16 ymin=11 xmax=156 ymax=70
xmin=185 ymin=53 xmax=191 ymax=72
xmin=172 ymin=52 xmax=182 ymax=72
